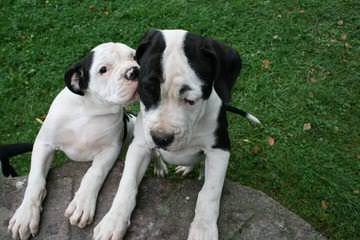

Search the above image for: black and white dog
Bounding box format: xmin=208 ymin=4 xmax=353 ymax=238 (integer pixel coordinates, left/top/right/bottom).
xmin=93 ymin=30 xmax=260 ymax=240
xmin=8 ymin=42 xmax=139 ymax=240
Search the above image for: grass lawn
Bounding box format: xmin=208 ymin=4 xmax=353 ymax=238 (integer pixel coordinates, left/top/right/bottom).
xmin=0 ymin=0 xmax=359 ymax=239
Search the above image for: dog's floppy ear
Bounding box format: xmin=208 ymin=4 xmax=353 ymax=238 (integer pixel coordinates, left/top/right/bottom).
xmin=135 ymin=29 xmax=159 ymax=63
xmin=201 ymin=38 xmax=241 ymax=103
xmin=64 ymin=51 xmax=94 ymax=96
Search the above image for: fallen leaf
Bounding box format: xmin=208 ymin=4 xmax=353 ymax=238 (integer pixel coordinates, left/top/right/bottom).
xmin=303 ymin=123 xmax=311 ymax=131
xmin=89 ymin=4 xmax=95 ymax=10
xmin=251 ymin=144 xmax=261 ymax=155
xmin=345 ymin=43 xmax=352 ymax=48
xmin=337 ymin=20 xmax=344 ymax=26
xmin=340 ymin=33 xmax=347 ymax=41
xmin=35 ymin=118 xmax=43 ymax=124
xmin=299 ymin=9 xmax=305 ymax=13
xmin=321 ymin=200 xmax=328 ymax=209
xmin=242 ymin=139 xmax=251 ymax=143
xmin=267 ymin=136 xmax=275 ymax=146
xmin=262 ymin=59 xmax=271 ymax=69
xmin=104 ymin=10 xmax=109 ymax=15
xmin=35 ymin=114 xmax=46 ymax=124
xmin=353 ymin=189 xmax=359 ymax=194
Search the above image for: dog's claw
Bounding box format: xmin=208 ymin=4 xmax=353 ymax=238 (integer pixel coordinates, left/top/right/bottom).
xmin=175 ymin=165 xmax=193 ymax=176
xmin=153 ymin=157 xmax=168 ymax=177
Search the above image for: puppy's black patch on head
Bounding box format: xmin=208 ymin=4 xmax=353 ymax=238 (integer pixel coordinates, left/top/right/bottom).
xmin=64 ymin=51 xmax=94 ymax=96
xmin=136 ymin=29 xmax=166 ymax=110
xmin=213 ymin=105 xmax=230 ymax=150
xmin=184 ymin=32 xmax=241 ymax=103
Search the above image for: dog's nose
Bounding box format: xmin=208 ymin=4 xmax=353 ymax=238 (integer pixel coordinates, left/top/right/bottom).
xmin=125 ymin=66 xmax=139 ymax=81
xmin=151 ymin=131 xmax=174 ymax=148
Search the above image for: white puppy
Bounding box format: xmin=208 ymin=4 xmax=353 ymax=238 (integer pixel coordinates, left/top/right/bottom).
xmin=8 ymin=42 xmax=139 ymax=240
xmin=93 ymin=30 xmax=260 ymax=240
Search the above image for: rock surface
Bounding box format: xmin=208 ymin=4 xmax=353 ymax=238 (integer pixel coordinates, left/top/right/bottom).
xmin=0 ymin=160 xmax=325 ymax=240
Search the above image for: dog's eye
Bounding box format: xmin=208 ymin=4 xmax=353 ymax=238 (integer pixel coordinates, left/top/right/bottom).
xmin=184 ymin=99 xmax=195 ymax=105
xmin=99 ymin=66 xmax=107 ymax=74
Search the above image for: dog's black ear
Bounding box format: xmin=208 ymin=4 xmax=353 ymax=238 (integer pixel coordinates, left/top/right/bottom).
xmin=201 ymin=38 xmax=241 ymax=103
xmin=135 ymin=29 xmax=159 ymax=63
xmin=64 ymin=51 xmax=94 ymax=96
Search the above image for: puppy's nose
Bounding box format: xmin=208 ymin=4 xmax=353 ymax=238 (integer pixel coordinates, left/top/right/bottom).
xmin=151 ymin=131 xmax=174 ymax=149
xmin=125 ymin=66 xmax=139 ymax=81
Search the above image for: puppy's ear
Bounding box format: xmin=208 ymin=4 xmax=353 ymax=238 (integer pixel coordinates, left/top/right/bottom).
xmin=201 ymin=38 xmax=241 ymax=103
xmin=64 ymin=51 xmax=94 ymax=96
xmin=135 ymin=29 xmax=159 ymax=63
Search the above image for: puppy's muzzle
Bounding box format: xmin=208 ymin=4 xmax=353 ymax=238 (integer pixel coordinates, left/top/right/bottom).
xmin=150 ymin=130 xmax=174 ymax=149
xmin=125 ymin=66 xmax=140 ymax=81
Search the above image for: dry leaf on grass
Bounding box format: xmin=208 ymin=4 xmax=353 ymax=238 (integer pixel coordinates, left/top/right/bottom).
xmin=262 ymin=59 xmax=271 ymax=69
xmin=267 ymin=136 xmax=275 ymax=146
xmin=303 ymin=123 xmax=311 ymax=131
xmin=321 ymin=200 xmax=328 ymax=209
xmin=251 ymin=145 xmax=261 ymax=155
xmin=340 ymin=33 xmax=347 ymax=41
xmin=353 ymin=189 xmax=359 ymax=194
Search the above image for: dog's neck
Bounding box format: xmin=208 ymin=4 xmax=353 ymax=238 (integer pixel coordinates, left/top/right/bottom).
xmin=67 ymin=89 xmax=124 ymax=117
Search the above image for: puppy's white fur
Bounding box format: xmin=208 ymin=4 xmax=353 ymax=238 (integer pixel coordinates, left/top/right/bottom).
xmin=8 ymin=42 xmax=138 ymax=240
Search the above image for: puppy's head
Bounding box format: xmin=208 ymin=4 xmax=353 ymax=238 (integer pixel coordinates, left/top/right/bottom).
xmin=64 ymin=42 xmax=139 ymax=105
xmin=136 ymin=29 xmax=241 ymax=150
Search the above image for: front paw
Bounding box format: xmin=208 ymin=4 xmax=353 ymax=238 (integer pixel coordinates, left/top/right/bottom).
xmin=175 ymin=165 xmax=193 ymax=176
xmin=153 ymin=157 xmax=168 ymax=178
xmin=8 ymin=202 xmax=41 ymax=240
xmin=93 ymin=212 xmax=129 ymax=240
xmin=64 ymin=191 xmax=97 ymax=228
xmin=187 ymin=219 xmax=218 ymax=240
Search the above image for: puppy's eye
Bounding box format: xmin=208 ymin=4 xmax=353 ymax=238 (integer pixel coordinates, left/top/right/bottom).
xmin=184 ymin=99 xmax=195 ymax=105
xmin=99 ymin=66 xmax=107 ymax=74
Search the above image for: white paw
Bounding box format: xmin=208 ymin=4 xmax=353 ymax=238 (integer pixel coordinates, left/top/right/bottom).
xmin=175 ymin=165 xmax=193 ymax=176
xmin=153 ymin=158 xmax=168 ymax=177
xmin=187 ymin=220 xmax=218 ymax=240
xmin=93 ymin=212 xmax=128 ymax=240
xmin=64 ymin=191 xmax=96 ymax=228
xmin=8 ymin=201 xmax=41 ymax=240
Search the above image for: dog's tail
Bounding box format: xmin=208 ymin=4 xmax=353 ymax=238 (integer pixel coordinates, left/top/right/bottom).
xmin=0 ymin=143 xmax=33 ymax=177
xmin=224 ymin=104 xmax=261 ymax=125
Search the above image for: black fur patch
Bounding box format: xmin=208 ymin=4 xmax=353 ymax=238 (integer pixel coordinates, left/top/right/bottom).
xmin=184 ymin=32 xmax=241 ymax=103
xmin=0 ymin=143 xmax=33 ymax=177
xmin=135 ymin=30 xmax=166 ymax=111
xmin=64 ymin=51 xmax=94 ymax=96
xmin=184 ymin=33 xmax=215 ymax=100
xmin=212 ymin=105 xmax=230 ymax=150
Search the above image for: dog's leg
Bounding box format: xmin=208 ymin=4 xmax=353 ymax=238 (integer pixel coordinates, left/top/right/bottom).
xmin=65 ymin=146 xmax=120 ymax=228
xmin=93 ymin=142 xmax=150 ymax=240
xmin=8 ymin=143 xmax=54 ymax=240
xmin=187 ymin=149 xmax=229 ymax=240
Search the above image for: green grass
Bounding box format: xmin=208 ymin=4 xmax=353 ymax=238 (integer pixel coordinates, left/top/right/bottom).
xmin=0 ymin=0 xmax=359 ymax=239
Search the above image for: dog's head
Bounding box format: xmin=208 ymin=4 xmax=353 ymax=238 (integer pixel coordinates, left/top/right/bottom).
xmin=135 ymin=29 xmax=241 ymax=150
xmin=64 ymin=42 xmax=139 ymax=105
